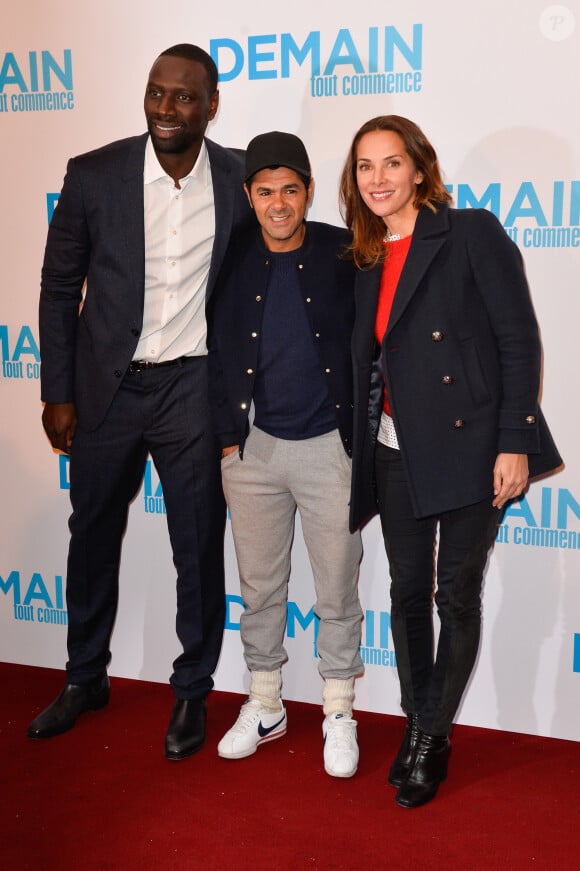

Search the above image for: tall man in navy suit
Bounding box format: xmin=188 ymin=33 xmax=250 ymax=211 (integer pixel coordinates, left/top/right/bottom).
xmin=28 ymin=44 xmax=251 ymax=759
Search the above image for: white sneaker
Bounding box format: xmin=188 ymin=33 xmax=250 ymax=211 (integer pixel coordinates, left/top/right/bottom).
xmin=218 ymin=699 xmax=287 ymax=759
xmin=323 ymin=712 xmax=359 ymax=778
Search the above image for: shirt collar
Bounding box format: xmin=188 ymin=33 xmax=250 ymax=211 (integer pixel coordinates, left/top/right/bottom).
xmin=144 ymin=136 xmax=210 ymax=186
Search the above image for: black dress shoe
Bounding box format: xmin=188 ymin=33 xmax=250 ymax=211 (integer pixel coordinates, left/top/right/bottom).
xmin=388 ymin=713 xmax=421 ymax=787
xmin=27 ymin=675 xmax=110 ymax=739
xmin=395 ymin=732 xmax=451 ymax=808
xmin=164 ymin=698 xmax=206 ymax=760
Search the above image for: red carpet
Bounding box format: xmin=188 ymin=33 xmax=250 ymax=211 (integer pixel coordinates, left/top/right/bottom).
xmin=1 ymin=662 xmax=578 ymax=870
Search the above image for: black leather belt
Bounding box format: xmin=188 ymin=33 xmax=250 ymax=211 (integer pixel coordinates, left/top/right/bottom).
xmin=128 ymin=356 xmax=186 ymax=373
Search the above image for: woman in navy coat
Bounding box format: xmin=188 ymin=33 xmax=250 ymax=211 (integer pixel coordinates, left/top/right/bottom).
xmin=340 ymin=115 xmax=561 ymax=808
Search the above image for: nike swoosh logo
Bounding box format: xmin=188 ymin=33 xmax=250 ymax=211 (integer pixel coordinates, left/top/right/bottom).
xmin=258 ymin=715 xmax=285 ymax=737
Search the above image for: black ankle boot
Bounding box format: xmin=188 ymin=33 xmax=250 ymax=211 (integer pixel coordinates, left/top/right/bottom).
xmin=395 ymin=731 xmax=450 ymax=808
xmin=388 ymin=713 xmax=421 ymax=787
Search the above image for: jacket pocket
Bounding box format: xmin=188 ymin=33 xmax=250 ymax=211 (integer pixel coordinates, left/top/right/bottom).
xmin=461 ymin=337 xmax=491 ymax=405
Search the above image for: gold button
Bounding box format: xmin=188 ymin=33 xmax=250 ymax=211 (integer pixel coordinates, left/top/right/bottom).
xmin=526 ymin=415 xmax=536 ymax=424
xmin=241 ymin=403 xmax=247 ymax=410
xmin=255 ymin=295 xmax=262 ymax=302
xmin=442 ymin=375 xmax=454 ymax=385
xmin=251 ymin=332 xmax=258 ymax=338
xmin=306 ymin=297 xmax=311 ymax=303
xmin=315 ymin=332 xmax=320 ymax=338
xmin=325 ymin=368 xmax=331 ymax=373
xmin=432 ymin=330 xmax=444 ymax=342
xmin=298 ymin=264 xmax=304 ymax=269
xmin=335 ymin=404 xmax=341 ymax=409
xmin=246 ymin=368 xmax=253 ymax=375
xmin=453 ymin=419 xmax=465 ymax=429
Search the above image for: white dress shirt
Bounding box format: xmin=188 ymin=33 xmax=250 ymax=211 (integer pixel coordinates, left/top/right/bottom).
xmin=133 ymin=137 xmax=215 ymax=362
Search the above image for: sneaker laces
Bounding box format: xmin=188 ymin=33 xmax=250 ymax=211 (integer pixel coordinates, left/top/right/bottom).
xmin=230 ymin=700 xmax=263 ymax=734
xmin=326 ymin=715 xmax=357 ymax=750
xmin=232 ymin=699 xmax=283 ymax=734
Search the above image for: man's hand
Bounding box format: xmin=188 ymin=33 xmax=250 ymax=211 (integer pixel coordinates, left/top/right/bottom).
xmin=492 ymin=452 xmax=529 ymax=509
xmin=221 ymin=445 xmax=239 ymax=459
xmin=42 ymin=402 xmax=78 ymax=454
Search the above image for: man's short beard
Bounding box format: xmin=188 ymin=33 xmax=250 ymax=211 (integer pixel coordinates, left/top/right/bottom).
xmin=147 ymin=122 xmax=192 ymax=155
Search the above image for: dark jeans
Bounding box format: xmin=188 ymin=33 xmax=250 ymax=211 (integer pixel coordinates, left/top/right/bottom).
xmin=65 ymin=356 xmax=226 ymax=700
xmin=374 ymin=443 xmax=500 ymax=736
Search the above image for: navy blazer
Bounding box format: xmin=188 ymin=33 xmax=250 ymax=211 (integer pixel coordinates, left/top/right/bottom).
xmin=207 ymin=221 xmax=357 ymax=456
xmin=350 ymin=203 xmax=562 ymax=529
xmin=39 ymin=133 xmax=251 ymax=430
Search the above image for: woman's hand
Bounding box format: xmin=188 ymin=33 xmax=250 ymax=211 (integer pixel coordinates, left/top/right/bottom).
xmin=492 ymin=453 xmax=529 ymax=509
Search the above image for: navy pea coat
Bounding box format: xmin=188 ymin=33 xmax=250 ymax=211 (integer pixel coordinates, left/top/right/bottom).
xmin=207 ymin=221 xmax=357 ymax=456
xmin=349 ymin=203 xmax=562 ymax=530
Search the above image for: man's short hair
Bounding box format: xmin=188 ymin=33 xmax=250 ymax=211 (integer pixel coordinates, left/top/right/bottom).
xmin=159 ymin=44 xmax=218 ymax=93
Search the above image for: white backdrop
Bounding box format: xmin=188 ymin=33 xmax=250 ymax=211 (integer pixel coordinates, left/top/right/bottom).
xmin=1 ymin=1 xmax=578 ymax=741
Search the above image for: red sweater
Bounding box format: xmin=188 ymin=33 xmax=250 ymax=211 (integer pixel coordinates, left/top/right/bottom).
xmin=374 ymin=236 xmax=412 ymax=415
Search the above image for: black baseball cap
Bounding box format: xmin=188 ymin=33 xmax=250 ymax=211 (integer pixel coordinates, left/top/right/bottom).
xmin=245 ymin=131 xmax=311 ymax=182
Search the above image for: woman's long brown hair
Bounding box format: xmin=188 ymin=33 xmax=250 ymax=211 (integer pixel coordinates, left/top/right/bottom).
xmin=339 ymin=115 xmax=452 ymax=269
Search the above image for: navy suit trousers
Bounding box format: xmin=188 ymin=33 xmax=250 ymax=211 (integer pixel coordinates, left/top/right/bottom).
xmin=65 ymin=356 xmax=226 ymax=699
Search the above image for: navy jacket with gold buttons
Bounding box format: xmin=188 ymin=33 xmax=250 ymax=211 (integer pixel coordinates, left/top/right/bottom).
xmin=207 ymin=221 xmax=357 ymax=457
xmin=349 ymin=203 xmax=562 ymax=529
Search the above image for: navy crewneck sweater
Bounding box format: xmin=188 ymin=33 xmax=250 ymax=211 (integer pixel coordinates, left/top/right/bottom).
xmin=253 ymin=246 xmax=336 ymax=440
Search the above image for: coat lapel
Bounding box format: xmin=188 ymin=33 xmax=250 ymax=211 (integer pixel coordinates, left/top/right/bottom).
xmin=353 ymin=267 xmax=381 ymax=364
xmin=206 ymin=138 xmax=236 ymax=297
xmin=386 ymin=204 xmax=450 ymax=336
xmin=121 ymin=134 xmax=147 ymax=307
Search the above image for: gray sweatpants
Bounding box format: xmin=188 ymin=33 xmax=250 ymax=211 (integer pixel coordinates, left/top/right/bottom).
xmin=221 ymin=426 xmax=364 ymax=679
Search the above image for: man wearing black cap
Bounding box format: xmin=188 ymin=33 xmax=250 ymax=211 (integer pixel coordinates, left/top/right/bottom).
xmin=207 ymin=131 xmax=363 ymax=778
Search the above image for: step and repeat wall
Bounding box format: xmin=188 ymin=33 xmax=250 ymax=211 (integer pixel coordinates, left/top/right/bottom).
xmin=1 ymin=1 xmax=578 ymax=741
